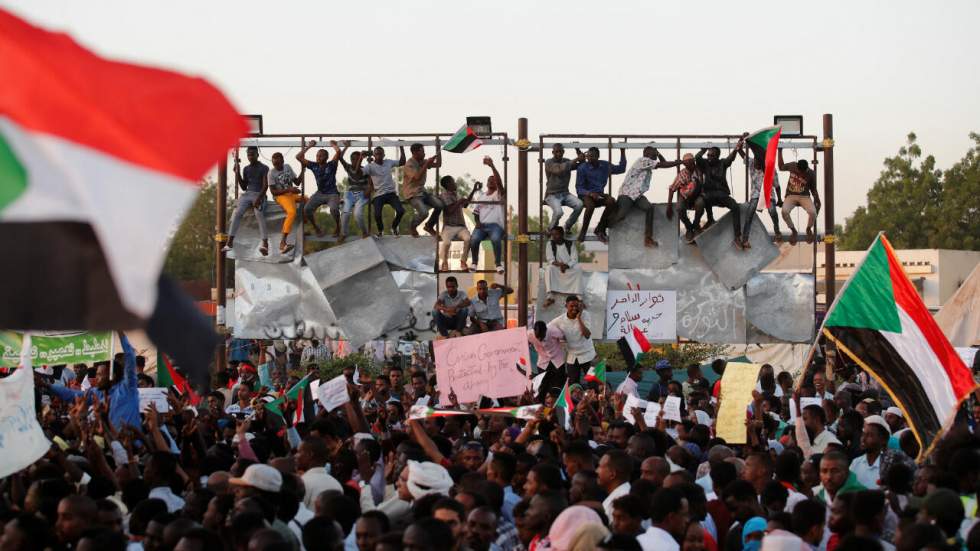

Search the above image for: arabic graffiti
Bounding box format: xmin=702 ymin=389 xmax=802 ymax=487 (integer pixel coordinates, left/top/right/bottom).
xmin=676 ymin=272 xmax=743 ymax=342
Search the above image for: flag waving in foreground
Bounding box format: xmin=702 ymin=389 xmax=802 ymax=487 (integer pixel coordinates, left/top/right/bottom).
xmin=745 ymin=126 xmax=782 ymax=209
xmin=0 ymin=9 xmax=245 ymax=387
xmin=443 ymin=125 xmax=483 ymax=153
xmin=156 ymin=351 xmax=201 ymax=406
xmin=821 ymin=233 xmax=977 ymax=459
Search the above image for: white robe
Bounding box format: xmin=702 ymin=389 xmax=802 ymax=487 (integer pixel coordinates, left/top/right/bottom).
xmin=545 ymin=240 xmax=583 ymax=294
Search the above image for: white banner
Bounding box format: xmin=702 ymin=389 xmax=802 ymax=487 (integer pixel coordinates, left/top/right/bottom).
xmin=0 ymin=336 xmax=51 ymax=478
xmin=605 ymin=290 xmax=677 ymax=341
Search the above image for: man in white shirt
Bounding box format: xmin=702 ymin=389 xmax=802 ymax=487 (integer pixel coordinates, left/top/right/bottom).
xmin=548 ymin=295 xmax=595 ymax=384
xmin=468 ymin=157 xmax=506 ymax=274
xmin=598 ymin=450 xmax=633 ymax=521
xmin=296 ymin=437 xmax=343 ymax=509
xmin=638 ymin=487 xmax=689 ymax=551
xmin=616 ymin=366 xmax=642 ymax=398
xmin=543 ymin=226 xmax=583 ymax=300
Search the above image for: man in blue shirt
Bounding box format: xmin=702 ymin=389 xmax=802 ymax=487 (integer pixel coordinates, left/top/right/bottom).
xmin=575 ymin=147 xmax=626 ymax=243
xmin=45 ymin=333 xmax=140 ymax=431
xmin=298 ymin=139 xmax=343 ymax=238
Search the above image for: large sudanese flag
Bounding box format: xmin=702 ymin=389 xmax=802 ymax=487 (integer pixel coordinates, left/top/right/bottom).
xmin=745 ymin=126 xmax=782 ymax=209
xmin=0 ymin=9 xmax=247 ymax=387
xmin=820 ymin=233 xmax=978 ymax=459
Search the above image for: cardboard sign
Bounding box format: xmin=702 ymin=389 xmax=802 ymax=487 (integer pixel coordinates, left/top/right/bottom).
xmin=605 ymin=290 xmax=677 ymax=341
xmin=433 ymin=327 xmax=528 ymax=405
xmin=715 ymin=362 xmax=763 ymax=444
xmin=317 ymin=375 xmax=350 ymax=412
xmin=138 ymin=387 xmax=170 ymax=413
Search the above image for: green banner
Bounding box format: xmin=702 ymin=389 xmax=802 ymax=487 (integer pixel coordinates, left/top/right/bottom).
xmin=0 ymin=331 xmax=113 ymax=367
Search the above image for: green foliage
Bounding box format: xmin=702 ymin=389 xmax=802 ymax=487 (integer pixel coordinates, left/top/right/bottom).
xmin=839 ymin=132 xmax=980 ymax=251
xmin=594 ymin=341 xmax=728 ymax=372
xmin=164 ymin=181 xmax=216 ymax=281
xmin=316 ymin=352 xmax=377 ymax=382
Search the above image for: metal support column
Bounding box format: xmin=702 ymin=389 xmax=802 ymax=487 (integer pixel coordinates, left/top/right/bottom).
xmin=214 ymin=156 xmax=228 ymax=374
xmin=517 ymin=118 xmax=529 ymax=326
xmin=822 ymin=114 xmax=836 ymax=308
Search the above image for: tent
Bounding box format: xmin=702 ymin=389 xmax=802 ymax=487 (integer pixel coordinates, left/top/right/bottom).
xmin=935 ymin=262 xmax=980 ymax=347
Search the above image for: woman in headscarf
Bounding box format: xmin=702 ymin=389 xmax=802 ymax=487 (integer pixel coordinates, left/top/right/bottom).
xmin=546 ymin=505 xmax=606 ymax=551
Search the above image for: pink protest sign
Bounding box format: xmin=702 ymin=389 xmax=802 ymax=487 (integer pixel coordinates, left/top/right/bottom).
xmin=433 ymin=327 xmax=529 ymax=406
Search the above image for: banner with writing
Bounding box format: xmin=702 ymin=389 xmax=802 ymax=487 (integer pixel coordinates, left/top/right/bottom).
xmin=0 ymin=331 xmax=112 ymax=367
xmin=605 ymin=290 xmax=676 ymax=341
xmin=0 ymin=337 xmax=51 ymax=478
xmin=433 ymin=327 xmax=529 ymax=406
xmin=715 ymin=362 xmax=763 ymax=444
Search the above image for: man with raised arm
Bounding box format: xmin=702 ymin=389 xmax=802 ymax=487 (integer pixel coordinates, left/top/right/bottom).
xmin=543 ymin=143 xmax=585 ymax=232
xmin=468 ymin=157 xmax=506 ymax=274
xmin=297 ymin=139 xmax=343 ymax=238
xmin=548 ymin=294 xmax=595 ymax=384
xmin=468 ymin=279 xmax=513 ymax=333
xmin=364 ymin=145 xmax=407 ymax=237
xmin=693 ymin=139 xmax=745 ymax=249
xmin=267 ymin=151 xmax=305 ymax=254
xmin=778 ymin=148 xmax=821 ymax=245
xmin=603 ymin=146 xmax=682 ymax=247
xmin=224 ymin=146 xmax=270 ymax=256
xmin=338 ymin=144 xmax=371 ymax=243
xmin=576 ymin=146 xmax=627 ymax=243
xmin=402 ymin=143 xmax=444 ymax=239
xmin=437 ymin=176 xmax=479 ymax=272
xmin=737 ymin=144 xmax=783 ymax=247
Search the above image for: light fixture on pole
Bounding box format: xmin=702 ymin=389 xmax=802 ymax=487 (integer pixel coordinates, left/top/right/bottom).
xmin=466 ymin=116 xmax=492 ymax=138
xmin=773 ymin=115 xmax=803 ymax=137
xmin=243 ymin=114 xmax=264 ymax=136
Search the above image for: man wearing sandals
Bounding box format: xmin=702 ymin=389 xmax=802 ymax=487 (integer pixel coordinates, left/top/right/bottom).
xmin=298 ymin=139 xmax=343 ymax=238
xmin=267 ymin=152 xmax=305 ymax=254
xmin=778 ymin=149 xmax=821 ymax=245
xmin=225 ymin=146 xmax=270 ymax=256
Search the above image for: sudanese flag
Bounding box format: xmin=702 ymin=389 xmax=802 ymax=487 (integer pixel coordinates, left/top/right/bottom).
xmin=746 ymin=126 xmax=782 ymax=209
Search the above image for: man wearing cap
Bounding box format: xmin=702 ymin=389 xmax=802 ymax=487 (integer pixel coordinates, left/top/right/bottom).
xmin=647 ymin=360 xmax=673 ymax=402
xmin=229 ymin=465 xmax=299 ymax=547
xmin=850 ymin=414 xmax=913 ymax=489
xmin=883 ymin=406 xmax=910 ymax=448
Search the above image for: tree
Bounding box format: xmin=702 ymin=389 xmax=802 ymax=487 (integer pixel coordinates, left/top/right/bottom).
xmin=839 ymin=132 xmax=980 ymax=251
xmin=164 ymin=181 xmax=216 ymax=281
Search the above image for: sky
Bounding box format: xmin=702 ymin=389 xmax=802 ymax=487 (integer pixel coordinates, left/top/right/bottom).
xmin=7 ymin=0 xmax=980 ymax=232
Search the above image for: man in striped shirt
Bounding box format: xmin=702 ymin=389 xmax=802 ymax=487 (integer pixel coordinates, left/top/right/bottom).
xmin=301 ymin=339 xmax=332 ymax=367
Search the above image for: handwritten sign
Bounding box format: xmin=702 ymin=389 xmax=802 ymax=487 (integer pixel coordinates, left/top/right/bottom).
xmin=715 ymin=362 xmax=763 ymax=444
xmin=605 ymin=290 xmax=676 ymax=341
xmin=433 ymin=327 xmax=528 ymax=406
xmin=138 ymin=388 xmax=170 ymax=413
xmin=0 ymin=338 xmax=51 ymax=478
xmin=663 ymin=396 xmax=683 ymax=422
xmin=317 ymin=375 xmax=350 ymax=412
xmin=644 ymin=402 xmax=662 ymax=426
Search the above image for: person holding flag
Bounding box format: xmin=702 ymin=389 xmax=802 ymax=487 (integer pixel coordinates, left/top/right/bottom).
xmin=738 ymin=138 xmax=783 ymax=246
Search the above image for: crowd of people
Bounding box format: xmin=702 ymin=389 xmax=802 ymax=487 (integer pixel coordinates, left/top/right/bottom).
xmin=5 ymin=324 xmax=980 ymax=551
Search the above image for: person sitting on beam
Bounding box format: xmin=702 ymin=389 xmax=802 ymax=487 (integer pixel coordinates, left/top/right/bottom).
xmin=364 ymin=146 xmax=407 ymax=237
xmin=224 ymin=146 xmax=269 ymax=256
xmin=338 ymin=144 xmax=372 ymax=243
xmin=267 ymin=151 xmax=306 ymax=254
xmin=468 ymin=157 xmax=506 ymax=274
xmin=601 ymin=146 xmax=682 ymax=247
xmin=297 ymin=139 xmax=342 ymax=238
xmin=666 ymin=153 xmax=711 ymax=244
xmin=693 ymin=139 xmax=745 ymax=249
xmin=575 ymin=146 xmax=626 ymax=243
xmin=778 ymin=148 xmax=821 ymax=245
xmin=402 ymin=142 xmax=444 ymax=239
xmin=543 ymin=143 xmax=585 ymax=233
